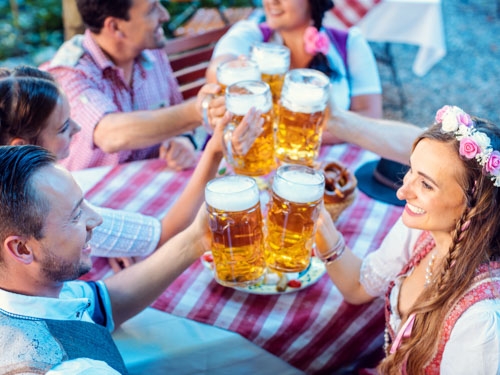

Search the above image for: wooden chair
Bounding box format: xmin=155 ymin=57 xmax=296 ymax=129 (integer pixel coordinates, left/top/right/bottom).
xmin=164 ymin=25 xmax=231 ymax=100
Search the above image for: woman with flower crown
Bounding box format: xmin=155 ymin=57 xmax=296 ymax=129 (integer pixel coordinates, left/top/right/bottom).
xmin=206 ymin=0 xmax=382 ymax=144
xmin=315 ymin=105 xmax=500 ymax=373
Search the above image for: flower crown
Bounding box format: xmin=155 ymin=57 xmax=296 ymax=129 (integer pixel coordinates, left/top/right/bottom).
xmin=435 ymin=105 xmax=500 ymax=187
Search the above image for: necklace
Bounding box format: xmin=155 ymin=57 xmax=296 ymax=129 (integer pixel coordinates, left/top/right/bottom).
xmin=424 ymin=250 xmax=437 ymax=287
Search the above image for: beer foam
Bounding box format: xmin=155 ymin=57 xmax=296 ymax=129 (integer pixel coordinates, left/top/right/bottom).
xmin=254 ymin=55 xmax=288 ymax=75
xmin=227 ymin=94 xmax=272 ymax=115
xmin=218 ymin=67 xmax=261 ymax=87
xmin=273 ymin=169 xmax=324 ymax=203
xmin=283 ymin=82 xmax=327 ymax=112
xmin=205 ymin=176 xmax=260 ymax=211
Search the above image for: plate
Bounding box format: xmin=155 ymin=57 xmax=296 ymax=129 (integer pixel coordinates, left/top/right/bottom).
xmin=200 ymin=252 xmax=326 ymax=295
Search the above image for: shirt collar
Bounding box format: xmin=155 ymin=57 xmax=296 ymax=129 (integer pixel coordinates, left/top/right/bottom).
xmin=83 ymin=30 xmax=157 ymax=80
xmin=0 ymin=282 xmax=94 ymax=322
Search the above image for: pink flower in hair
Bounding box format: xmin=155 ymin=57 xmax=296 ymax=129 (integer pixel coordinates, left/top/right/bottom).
xmin=435 ymin=105 xmax=451 ymax=123
xmin=304 ymin=26 xmax=329 ymax=55
xmin=457 ymin=112 xmax=473 ymax=127
xmin=485 ymin=150 xmax=500 ymax=174
xmin=459 ymin=137 xmax=480 ymax=159
xmin=437 ymin=105 xmax=500 ymax=187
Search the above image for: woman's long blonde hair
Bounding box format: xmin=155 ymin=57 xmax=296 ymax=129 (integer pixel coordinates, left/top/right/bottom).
xmin=378 ymin=118 xmax=500 ymax=374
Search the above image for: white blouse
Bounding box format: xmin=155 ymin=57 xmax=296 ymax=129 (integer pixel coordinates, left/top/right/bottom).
xmin=360 ymin=217 xmax=500 ymax=373
xmin=212 ymin=20 xmax=382 ymax=111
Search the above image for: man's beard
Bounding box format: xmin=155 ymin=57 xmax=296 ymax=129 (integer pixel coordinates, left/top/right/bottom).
xmin=40 ymin=246 xmax=92 ymax=283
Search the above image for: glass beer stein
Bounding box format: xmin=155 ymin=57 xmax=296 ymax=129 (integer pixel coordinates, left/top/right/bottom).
xmin=275 ymin=69 xmax=330 ymax=167
xmin=250 ymin=42 xmax=290 ymax=108
xmin=216 ymin=58 xmax=261 ymax=94
xmin=225 ymin=80 xmax=276 ymax=176
xmin=265 ymin=164 xmax=325 ymax=273
xmin=205 ymin=175 xmax=266 ymax=287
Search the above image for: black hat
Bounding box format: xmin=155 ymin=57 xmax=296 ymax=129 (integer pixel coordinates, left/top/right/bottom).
xmin=354 ymin=158 xmax=409 ymax=206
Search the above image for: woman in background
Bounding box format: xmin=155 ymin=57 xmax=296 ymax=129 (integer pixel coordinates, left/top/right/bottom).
xmin=206 ymin=0 xmax=382 ymax=144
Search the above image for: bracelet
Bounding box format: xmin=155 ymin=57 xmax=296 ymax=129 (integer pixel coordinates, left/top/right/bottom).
xmin=315 ymin=234 xmax=346 ymax=265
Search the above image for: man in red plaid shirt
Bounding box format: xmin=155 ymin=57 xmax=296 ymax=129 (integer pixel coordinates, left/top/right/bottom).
xmin=44 ymin=0 xmax=220 ymax=171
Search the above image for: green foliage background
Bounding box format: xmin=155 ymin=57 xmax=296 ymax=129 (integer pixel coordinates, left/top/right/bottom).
xmin=0 ymin=0 xmax=63 ymax=60
xmin=0 ymin=0 xmax=254 ymax=60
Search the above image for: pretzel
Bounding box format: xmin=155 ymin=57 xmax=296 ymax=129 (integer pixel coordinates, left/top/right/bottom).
xmin=323 ymin=161 xmax=357 ymax=204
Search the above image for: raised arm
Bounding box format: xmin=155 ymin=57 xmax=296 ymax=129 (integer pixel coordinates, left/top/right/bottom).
xmin=104 ymin=205 xmax=209 ymax=327
xmin=104 ymin=108 xmax=264 ymax=326
xmin=327 ymin=107 xmax=422 ymax=165
xmin=94 ymin=99 xmax=201 ymax=153
xmin=315 ymin=205 xmax=375 ymax=304
xmin=157 ymin=107 xmax=263 ymax=245
xmin=94 ymin=84 xmax=220 ymax=153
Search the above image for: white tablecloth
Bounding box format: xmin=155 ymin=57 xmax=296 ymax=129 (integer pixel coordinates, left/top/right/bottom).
xmin=325 ymin=0 xmax=447 ymax=76
xmin=72 ymin=168 xmax=303 ymax=375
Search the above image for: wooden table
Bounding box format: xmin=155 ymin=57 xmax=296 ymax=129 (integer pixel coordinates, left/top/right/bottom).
xmin=78 ymin=143 xmax=403 ymax=374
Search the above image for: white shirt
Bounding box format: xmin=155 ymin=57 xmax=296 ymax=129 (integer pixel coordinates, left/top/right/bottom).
xmin=360 ymin=217 xmax=500 ymax=373
xmin=0 ymin=281 xmax=119 ymax=374
xmin=212 ymin=20 xmax=382 ymax=111
xmin=91 ymin=203 xmax=160 ymax=258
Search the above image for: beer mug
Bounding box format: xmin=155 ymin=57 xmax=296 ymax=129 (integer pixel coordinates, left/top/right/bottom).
xmin=265 ymin=164 xmax=325 ymax=273
xmin=205 ymin=175 xmax=266 ymax=287
xmin=275 ymin=69 xmax=330 ymax=167
xmin=225 ymin=80 xmax=276 ymax=176
xmin=216 ymin=58 xmax=261 ymax=94
xmin=250 ymin=42 xmax=290 ymax=107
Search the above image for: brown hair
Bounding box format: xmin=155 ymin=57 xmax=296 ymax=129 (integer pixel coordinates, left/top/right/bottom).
xmin=379 ymin=117 xmax=500 ymax=373
xmin=0 ymin=66 xmax=61 ymax=146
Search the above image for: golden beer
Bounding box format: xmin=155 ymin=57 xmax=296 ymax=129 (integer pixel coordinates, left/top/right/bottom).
xmin=250 ymin=43 xmax=290 ymax=106
xmin=226 ymin=80 xmax=276 ymax=176
xmin=205 ymin=176 xmax=266 ymax=287
xmin=275 ymin=106 xmax=325 ymax=167
xmin=275 ymin=69 xmax=330 ymax=167
xmin=261 ymin=72 xmax=286 ymax=107
xmin=265 ymin=165 xmax=325 ymax=273
xmin=217 ymin=59 xmax=261 ymax=94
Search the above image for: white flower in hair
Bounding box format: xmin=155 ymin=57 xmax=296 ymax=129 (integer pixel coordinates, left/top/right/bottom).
xmin=442 ymin=113 xmax=459 ymax=132
xmin=493 ymin=175 xmax=500 ymax=187
xmin=476 ymin=149 xmax=492 ymax=165
xmin=471 ymin=131 xmax=491 ymax=151
xmin=436 ymin=105 xmax=500 ymax=188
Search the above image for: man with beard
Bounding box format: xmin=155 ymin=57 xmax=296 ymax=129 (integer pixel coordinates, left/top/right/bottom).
xmin=43 ymin=0 xmax=222 ymax=171
xmin=0 ymin=145 xmax=209 ymax=373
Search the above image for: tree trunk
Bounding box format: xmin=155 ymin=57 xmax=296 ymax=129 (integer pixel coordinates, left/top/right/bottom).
xmin=62 ymin=0 xmax=84 ymax=40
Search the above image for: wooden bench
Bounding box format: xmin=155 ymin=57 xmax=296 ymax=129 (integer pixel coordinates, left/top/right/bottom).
xmin=173 ymin=7 xmax=255 ymax=37
xmin=165 ymin=25 xmax=231 ymax=100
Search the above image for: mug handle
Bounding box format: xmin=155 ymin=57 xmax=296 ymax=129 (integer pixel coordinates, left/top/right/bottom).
xmin=223 ymin=122 xmax=246 ymax=170
xmin=223 ymin=123 xmax=237 ymax=167
xmin=201 ymin=94 xmax=214 ymax=135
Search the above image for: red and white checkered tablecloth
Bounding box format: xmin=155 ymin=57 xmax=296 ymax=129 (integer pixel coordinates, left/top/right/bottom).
xmin=83 ymin=144 xmax=402 ymax=374
xmin=332 ymin=0 xmax=382 ymax=28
